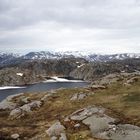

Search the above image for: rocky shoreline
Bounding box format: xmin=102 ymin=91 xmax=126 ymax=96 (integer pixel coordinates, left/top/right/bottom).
xmin=0 ymin=58 xmax=140 ymax=86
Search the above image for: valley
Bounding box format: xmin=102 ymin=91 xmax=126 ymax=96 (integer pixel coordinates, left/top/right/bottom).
xmin=0 ymin=52 xmax=140 ymax=140
xmin=0 ymin=71 xmax=140 ymax=140
xmin=1 ymin=0 xmax=140 ymax=139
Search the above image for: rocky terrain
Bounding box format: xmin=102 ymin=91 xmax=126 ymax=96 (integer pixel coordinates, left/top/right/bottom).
xmin=0 ymin=52 xmax=140 ymax=139
xmin=70 ymin=58 xmax=140 ymax=81
xmin=0 ymin=51 xmax=140 ymax=69
xmin=0 ymin=57 xmax=139 ymax=86
xmin=0 ymin=58 xmax=87 ymax=86
xmin=0 ymin=72 xmax=140 ymax=140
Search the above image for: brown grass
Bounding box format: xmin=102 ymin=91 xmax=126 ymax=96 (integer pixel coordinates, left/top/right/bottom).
xmin=0 ymin=81 xmax=140 ymax=139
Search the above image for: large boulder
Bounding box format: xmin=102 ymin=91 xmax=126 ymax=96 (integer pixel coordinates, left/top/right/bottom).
xmin=0 ymin=100 xmax=16 ymax=110
xmin=82 ymin=115 xmax=115 ymax=138
xmin=97 ymin=124 xmax=140 ymax=140
xmin=67 ymin=106 xmax=140 ymax=140
xmin=68 ymin=106 xmax=105 ymax=121
xmin=10 ymin=100 xmax=42 ymax=119
xmin=46 ymin=121 xmax=67 ymax=140
xmin=0 ymin=93 xmax=24 ymax=110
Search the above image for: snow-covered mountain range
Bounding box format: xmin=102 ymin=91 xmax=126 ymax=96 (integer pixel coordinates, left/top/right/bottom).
xmin=22 ymin=51 xmax=140 ymax=61
xmin=0 ymin=51 xmax=140 ymax=68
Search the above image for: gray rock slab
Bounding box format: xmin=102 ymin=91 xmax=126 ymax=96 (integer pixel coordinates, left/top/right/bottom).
xmin=82 ymin=115 xmax=115 ymax=135
xmin=46 ymin=121 xmax=66 ymax=137
xmin=70 ymin=106 xmax=105 ymax=121
xmin=105 ymin=124 xmax=140 ymax=140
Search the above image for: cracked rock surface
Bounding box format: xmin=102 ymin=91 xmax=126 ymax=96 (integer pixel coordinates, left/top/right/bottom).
xmin=67 ymin=106 xmax=140 ymax=140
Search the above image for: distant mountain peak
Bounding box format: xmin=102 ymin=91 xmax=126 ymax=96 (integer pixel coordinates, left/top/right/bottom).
xmin=0 ymin=51 xmax=140 ymax=68
xmin=21 ymin=51 xmax=140 ymax=63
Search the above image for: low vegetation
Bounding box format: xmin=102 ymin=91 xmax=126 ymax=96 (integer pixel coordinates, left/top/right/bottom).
xmin=0 ymin=75 xmax=140 ymax=139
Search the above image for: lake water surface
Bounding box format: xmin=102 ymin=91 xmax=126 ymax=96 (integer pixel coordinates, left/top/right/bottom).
xmin=0 ymin=81 xmax=89 ymax=101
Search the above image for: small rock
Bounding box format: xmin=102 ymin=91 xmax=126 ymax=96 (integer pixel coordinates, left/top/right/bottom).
xmin=109 ymin=124 xmax=117 ymax=131
xmin=74 ymin=123 xmax=80 ymax=128
xmin=29 ymin=101 xmax=42 ymax=109
xmin=64 ymin=117 xmax=70 ymax=122
xmin=90 ymin=85 xmax=106 ymax=90
xmin=59 ymin=133 xmax=67 ymax=140
xmin=78 ymin=93 xmax=87 ymax=100
xmin=70 ymin=93 xmax=87 ymax=101
xmin=20 ymin=96 xmax=30 ymax=103
xmin=41 ymin=94 xmax=52 ymax=102
xmin=123 ymin=83 xmax=131 ymax=86
xmin=89 ymin=92 xmax=95 ymax=95
xmin=51 ymin=136 xmax=57 ymax=140
xmin=11 ymin=133 xmax=20 ymax=139
xmin=70 ymin=94 xmax=78 ymax=101
xmin=20 ymin=104 xmax=31 ymax=112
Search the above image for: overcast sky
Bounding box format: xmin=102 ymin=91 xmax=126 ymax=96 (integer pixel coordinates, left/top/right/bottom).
xmin=0 ymin=0 xmax=140 ymax=54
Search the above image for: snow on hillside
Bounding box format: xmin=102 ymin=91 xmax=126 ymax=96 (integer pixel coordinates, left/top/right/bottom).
xmin=22 ymin=51 xmax=140 ymax=61
xmin=0 ymin=86 xmax=26 ymax=90
xmin=0 ymin=51 xmax=140 ymax=66
xmin=43 ymin=76 xmax=84 ymax=83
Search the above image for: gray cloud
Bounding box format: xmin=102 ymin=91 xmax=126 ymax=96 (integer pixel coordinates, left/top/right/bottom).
xmin=0 ymin=0 xmax=140 ymax=54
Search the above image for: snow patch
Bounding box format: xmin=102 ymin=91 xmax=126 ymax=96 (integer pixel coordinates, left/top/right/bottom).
xmin=0 ymin=86 xmax=26 ymax=90
xmin=16 ymin=73 xmax=23 ymax=76
xmin=77 ymin=64 xmax=85 ymax=68
xmin=52 ymin=76 xmax=69 ymax=82
xmin=43 ymin=77 xmax=84 ymax=83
